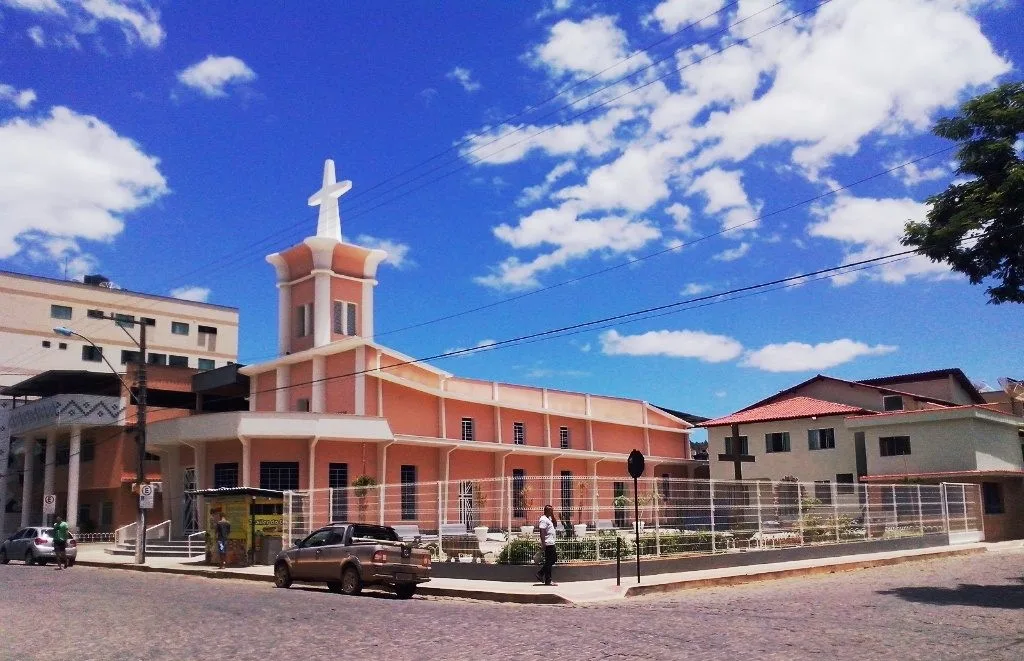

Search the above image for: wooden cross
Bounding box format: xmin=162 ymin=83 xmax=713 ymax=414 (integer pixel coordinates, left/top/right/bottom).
xmin=717 ymin=423 xmax=755 ymax=480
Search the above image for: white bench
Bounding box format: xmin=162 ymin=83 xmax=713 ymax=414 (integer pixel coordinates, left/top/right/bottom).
xmin=595 ymin=519 xmax=616 ymax=532
xmin=747 ymin=530 xmax=800 ymax=549
xmin=392 ymin=524 xmax=421 ymax=542
xmin=440 ymin=523 xmax=468 ymax=536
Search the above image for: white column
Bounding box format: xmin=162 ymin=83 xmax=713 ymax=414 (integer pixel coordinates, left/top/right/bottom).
xmin=66 ymin=427 xmax=81 ymax=531
xmin=438 ymin=396 xmax=447 ymax=439
xmin=354 ymin=346 xmax=365 ymax=415
xmin=313 ymin=271 xmax=332 ymax=347
xmin=275 ymin=366 xmax=289 ymax=412
xmin=308 ymin=437 xmax=319 ymax=491
xmin=42 ymin=430 xmax=57 ymax=517
xmin=240 ymin=437 xmax=251 ymax=487
xmin=376 ymin=353 xmax=384 ymax=417
xmin=20 ymin=439 xmax=36 ymax=527
xmin=0 ymin=402 xmax=11 ymax=540
xmin=248 ymin=375 xmax=258 ymax=412
xmin=266 ymin=253 xmax=291 ymax=356
xmin=312 ymin=356 xmax=326 ymax=413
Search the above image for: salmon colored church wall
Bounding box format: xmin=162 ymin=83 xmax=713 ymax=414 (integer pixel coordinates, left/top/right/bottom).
xmin=325 ymin=351 xmax=357 ymax=414
xmin=289 ymin=360 xmax=313 ymax=411
xmin=255 ymin=371 xmax=276 ymax=412
xmin=380 ymin=381 xmax=439 ymax=437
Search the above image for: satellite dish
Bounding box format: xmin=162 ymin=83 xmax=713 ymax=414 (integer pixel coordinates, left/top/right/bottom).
xmin=998 ymin=377 xmax=1024 ymax=401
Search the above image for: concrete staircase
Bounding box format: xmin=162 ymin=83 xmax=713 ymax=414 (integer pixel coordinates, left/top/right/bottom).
xmin=106 ymin=538 xmax=205 ymax=558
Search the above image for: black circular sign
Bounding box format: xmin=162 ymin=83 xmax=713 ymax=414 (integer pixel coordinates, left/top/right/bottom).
xmin=627 ymin=449 xmax=645 ymax=479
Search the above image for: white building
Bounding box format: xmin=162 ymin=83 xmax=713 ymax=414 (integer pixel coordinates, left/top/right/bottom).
xmin=0 ymin=270 xmax=239 ymax=388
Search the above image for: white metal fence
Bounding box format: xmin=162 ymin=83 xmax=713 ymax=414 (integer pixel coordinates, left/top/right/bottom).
xmin=283 ymin=477 xmax=983 ymax=565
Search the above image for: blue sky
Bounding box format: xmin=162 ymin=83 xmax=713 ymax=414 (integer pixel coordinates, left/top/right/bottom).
xmin=1 ymin=0 xmax=1021 ymax=435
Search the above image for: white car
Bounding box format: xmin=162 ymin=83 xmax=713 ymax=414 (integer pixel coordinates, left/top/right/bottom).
xmin=0 ymin=526 xmax=78 ymax=566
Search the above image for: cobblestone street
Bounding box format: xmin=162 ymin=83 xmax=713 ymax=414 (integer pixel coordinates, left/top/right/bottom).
xmin=1 ymin=548 xmax=1021 ymax=661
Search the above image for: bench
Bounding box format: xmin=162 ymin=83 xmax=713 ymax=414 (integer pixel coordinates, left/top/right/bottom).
xmin=595 ymin=519 xmax=616 ymax=532
xmin=440 ymin=523 xmax=469 ymax=536
xmin=747 ymin=530 xmax=800 ymax=549
xmin=392 ymin=525 xmax=422 ymax=542
xmin=441 ymin=534 xmax=485 ymax=563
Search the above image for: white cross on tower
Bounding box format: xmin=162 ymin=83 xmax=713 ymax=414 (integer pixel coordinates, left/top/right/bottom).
xmin=307 ymin=159 xmax=352 ymax=241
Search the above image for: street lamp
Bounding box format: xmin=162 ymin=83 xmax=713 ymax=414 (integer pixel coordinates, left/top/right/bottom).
xmin=55 ymin=317 xmax=149 ymax=564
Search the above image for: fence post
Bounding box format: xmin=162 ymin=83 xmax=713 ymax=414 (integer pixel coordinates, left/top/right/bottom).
xmin=832 ymin=480 xmax=840 ymax=542
xmin=797 ymin=484 xmax=804 ymax=545
xmin=436 ymin=480 xmax=444 ymax=559
xmin=755 ymin=482 xmax=763 ymax=540
xmin=327 ymin=487 xmax=334 ymax=522
xmin=962 ymin=484 xmax=969 ymax=532
xmin=709 ymin=480 xmax=717 ymax=553
xmin=506 ymin=477 xmax=513 ymax=539
xmin=891 ymin=485 xmax=898 ymax=534
xmin=863 ymin=482 xmax=871 ymax=540
xmin=916 ymin=484 xmax=924 ymax=535
xmin=939 ymin=483 xmax=950 ymax=535
xmin=284 ymin=491 xmax=291 ymax=545
xmin=378 ymin=484 xmax=385 ymax=526
xmin=654 ymin=486 xmax=661 ymax=557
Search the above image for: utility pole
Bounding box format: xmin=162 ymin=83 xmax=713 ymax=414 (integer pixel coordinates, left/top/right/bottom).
xmin=135 ymin=321 xmax=148 ymax=565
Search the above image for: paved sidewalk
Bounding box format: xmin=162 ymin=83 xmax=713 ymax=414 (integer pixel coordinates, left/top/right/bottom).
xmin=73 ymin=541 xmax=1009 ymax=605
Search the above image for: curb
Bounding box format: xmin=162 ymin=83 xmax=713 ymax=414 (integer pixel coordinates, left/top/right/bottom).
xmin=623 ymin=547 xmax=986 ymax=598
xmin=73 ymin=560 xmax=570 ymax=604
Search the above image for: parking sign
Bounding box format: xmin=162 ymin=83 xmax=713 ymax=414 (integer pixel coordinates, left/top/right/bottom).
xmin=139 ymin=483 xmax=154 ymax=509
xmin=43 ymin=494 xmax=57 ymax=515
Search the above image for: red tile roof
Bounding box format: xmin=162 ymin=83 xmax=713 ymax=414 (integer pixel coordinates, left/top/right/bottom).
xmin=120 ymin=472 xmax=162 ymax=483
xmin=701 ymin=397 xmax=869 ymax=428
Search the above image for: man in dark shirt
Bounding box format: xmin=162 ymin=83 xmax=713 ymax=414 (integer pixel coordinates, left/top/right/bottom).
xmin=215 ymin=513 xmax=231 ymax=569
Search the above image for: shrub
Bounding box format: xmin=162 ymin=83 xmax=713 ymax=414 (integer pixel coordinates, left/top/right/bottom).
xmin=498 ymin=538 xmax=540 ymax=564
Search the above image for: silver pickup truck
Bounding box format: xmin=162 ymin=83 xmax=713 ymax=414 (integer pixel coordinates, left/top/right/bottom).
xmin=273 ymin=523 xmax=431 ymax=599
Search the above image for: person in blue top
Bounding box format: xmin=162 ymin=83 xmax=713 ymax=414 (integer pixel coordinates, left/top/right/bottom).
xmin=52 ymin=515 xmax=70 ymax=570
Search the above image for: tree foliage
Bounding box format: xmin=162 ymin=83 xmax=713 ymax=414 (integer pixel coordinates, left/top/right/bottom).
xmin=902 ymin=82 xmax=1024 ymax=304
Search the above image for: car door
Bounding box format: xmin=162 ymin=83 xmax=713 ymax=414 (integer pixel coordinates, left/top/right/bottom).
xmin=314 ymin=529 xmax=348 ymax=580
xmin=11 ymin=529 xmax=31 ymax=558
xmin=4 ymin=529 xmax=26 ymax=557
xmin=292 ymin=529 xmax=333 ymax=581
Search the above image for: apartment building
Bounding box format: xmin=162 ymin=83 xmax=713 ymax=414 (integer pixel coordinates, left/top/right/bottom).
xmin=0 ymin=270 xmax=239 ymax=388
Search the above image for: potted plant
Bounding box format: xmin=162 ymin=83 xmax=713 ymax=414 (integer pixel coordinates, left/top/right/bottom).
xmin=352 ymin=475 xmax=377 ymax=522
xmin=519 ymin=483 xmax=535 ymax=535
xmin=473 ymin=481 xmax=489 ymax=543
xmin=573 ymin=481 xmax=589 ymax=538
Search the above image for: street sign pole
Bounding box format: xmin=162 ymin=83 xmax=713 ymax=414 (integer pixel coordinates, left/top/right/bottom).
xmin=626 ymin=449 xmax=645 ymax=585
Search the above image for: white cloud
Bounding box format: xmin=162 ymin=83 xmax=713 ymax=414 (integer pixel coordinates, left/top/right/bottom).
xmin=0 ymin=83 xmax=37 ymax=109
xmin=665 ymin=202 xmax=693 ymax=234
xmin=885 ymin=155 xmax=951 ymax=186
xmin=809 ymin=195 xmax=952 ymax=284
xmin=2 ymin=0 xmax=165 ymax=48
xmin=169 ymin=286 xmax=211 ymax=303
xmin=353 ymin=234 xmax=413 ymax=269
xmin=712 ymin=242 xmax=750 ymax=262
xmin=517 ymin=160 xmax=576 ymax=207
xmin=600 ymin=328 xmax=743 ymax=362
xmin=531 ymin=15 xmax=651 ymax=80
xmin=444 ymin=338 xmax=497 ymax=357
xmin=177 ymin=55 xmax=257 ymax=98
xmin=649 ymin=0 xmax=726 ymax=32
xmin=0 ymin=106 xmax=168 ymax=273
xmin=681 ymin=282 xmax=712 ymax=296
xmin=741 ymin=339 xmax=897 ymax=372
xmin=698 ymin=0 xmax=1010 ymax=171
xmin=27 ymin=25 xmax=46 ymax=46
xmin=446 ymin=66 xmax=481 ymax=93
xmin=476 ymin=202 xmax=660 ymax=290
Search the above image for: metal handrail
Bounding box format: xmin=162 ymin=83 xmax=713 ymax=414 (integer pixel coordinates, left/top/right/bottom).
xmin=145 ymin=520 xmax=171 ymax=541
xmin=187 ymin=530 xmax=206 ymax=558
xmin=114 ymin=522 xmax=137 ymax=546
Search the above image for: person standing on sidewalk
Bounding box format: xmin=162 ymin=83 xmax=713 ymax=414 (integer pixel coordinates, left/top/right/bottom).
xmin=535 ymin=505 xmax=558 ymax=586
xmin=215 ymin=513 xmax=231 ymax=569
xmin=52 ymin=515 xmax=70 ymax=570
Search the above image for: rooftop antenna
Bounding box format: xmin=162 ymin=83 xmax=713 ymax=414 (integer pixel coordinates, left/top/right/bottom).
xmin=997 ymin=377 xmax=1024 ymax=416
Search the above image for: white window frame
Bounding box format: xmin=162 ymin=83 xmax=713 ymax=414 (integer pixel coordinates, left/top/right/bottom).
xmin=171 ymin=321 xmax=190 ymax=336
xmin=882 ymin=395 xmax=904 ymax=412
xmin=333 ymin=300 xmax=358 ymax=336
xmin=808 ymin=428 xmax=836 ymax=451
xmin=512 ymin=421 xmax=525 ymax=445
xmin=461 ymin=417 xmax=475 ymax=441
xmin=295 ymin=303 xmax=312 ymax=338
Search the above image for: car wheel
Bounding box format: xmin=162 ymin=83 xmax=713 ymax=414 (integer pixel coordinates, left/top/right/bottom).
xmin=24 ymin=550 xmax=34 ymax=566
xmin=0 ymin=549 xmax=8 ymax=564
xmin=340 ymin=566 xmax=362 ymax=596
xmin=395 ymin=584 xmax=417 ymax=599
xmin=37 ymin=558 xmax=48 ymax=566
xmin=327 ymin=581 xmax=343 ymax=593
xmin=273 ymin=562 xmax=292 ymax=589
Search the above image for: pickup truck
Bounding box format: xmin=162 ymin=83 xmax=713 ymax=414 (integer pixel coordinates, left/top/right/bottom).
xmin=273 ymin=523 xmax=431 ymax=599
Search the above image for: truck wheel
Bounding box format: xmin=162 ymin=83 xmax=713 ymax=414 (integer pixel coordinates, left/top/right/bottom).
xmin=327 ymin=581 xmax=343 ymax=593
xmin=0 ymin=549 xmax=8 ymax=564
xmin=274 ymin=562 xmax=292 ymax=589
xmin=340 ymin=566 xmax=362 ymax=596
xmin=395 ymin=584 xmax=416 ymax=599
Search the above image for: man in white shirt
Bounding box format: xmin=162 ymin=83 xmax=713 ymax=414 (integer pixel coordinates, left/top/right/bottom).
xmin=536 ymin=504 xmax=558 ymax=586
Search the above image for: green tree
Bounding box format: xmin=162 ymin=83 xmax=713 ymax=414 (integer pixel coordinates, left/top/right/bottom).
xmin=902 ymin=82 xmax=1024 ymax=304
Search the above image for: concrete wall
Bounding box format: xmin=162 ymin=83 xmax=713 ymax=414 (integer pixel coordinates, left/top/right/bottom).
xmin=708 ymin=414 xmax=857 ymax=481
